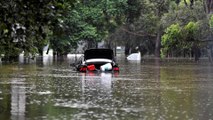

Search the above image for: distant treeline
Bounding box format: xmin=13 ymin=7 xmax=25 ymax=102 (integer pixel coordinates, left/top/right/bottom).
xmin=0 ymin=0 xmax=213 ymax=62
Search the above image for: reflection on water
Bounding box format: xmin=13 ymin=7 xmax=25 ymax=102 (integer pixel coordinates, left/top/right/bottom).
xmin=0 ymin=57 xmax=213 ymax=119
xmin=81 ymin=72 xmax=113 ymax=91
xmin=42 ymin=56 xmax=53 ymax=66
xmin=11 ymin=78 xmax=26 ymax=120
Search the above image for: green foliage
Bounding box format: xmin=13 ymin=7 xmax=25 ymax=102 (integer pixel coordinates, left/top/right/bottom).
xmin=0 ymin=0 xmax=210 ymax=60
xmin=0 ymin=0 xmax=76 ymax=61
xmin=182 ymin=21 xmax=199 ymax=41
xmin=161 ymin=21 xmax=201 ymax=57
xmin=72 ymin=2 xmax=107 ymax=41
xmin=209 ymin=15 xmax=213 ymax=29
xmin=160 ymin=0 xmax=209 ymax=58
xmin=179 ymin=0 xmax=191 ymax=7
xmin=51 ymin=0 xmax=128 ymax=52
xmin=162 ymin=24 xmax=181 ymax=46
xmin=125 ymin=0 xmax=141 ymax=23
xmin=161 ymin=23 xmax=182 ymax=57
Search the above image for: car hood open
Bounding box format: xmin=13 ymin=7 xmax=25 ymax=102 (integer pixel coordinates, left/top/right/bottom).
xmin=84 ymin=49 xmax=114 ymax=60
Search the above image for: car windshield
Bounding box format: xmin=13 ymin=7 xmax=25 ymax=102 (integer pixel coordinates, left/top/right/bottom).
xmin=84 ymin=49 xmax=113 ymax=60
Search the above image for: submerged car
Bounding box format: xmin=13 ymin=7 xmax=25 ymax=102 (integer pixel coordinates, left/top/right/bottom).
xmin=72 ymin=49 xmax=119 ymax=72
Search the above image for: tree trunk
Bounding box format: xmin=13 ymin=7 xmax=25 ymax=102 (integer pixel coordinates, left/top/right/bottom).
xmin=204 ymin=0 xmax=213 ymax=62
xmin=194 ymin=47 xmax=201 ymax=62
xmin=205 ymin=0 xmax=213 ymax=14
xmin=183 ymin=0 xmax=188 ymax=6
xmin=208 ymin=45 xmax=213 ymax=62
xmin=155 ymin=29 xmax=161 ymax=58
xmin=211 ymin=46 xmax=213 ymax=62
xmin=125 ymin=43 xmax=130 ymax=56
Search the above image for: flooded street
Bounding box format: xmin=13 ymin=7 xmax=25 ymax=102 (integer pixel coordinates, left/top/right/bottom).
xmin=0 ymin=56 xmax=213 ymax=120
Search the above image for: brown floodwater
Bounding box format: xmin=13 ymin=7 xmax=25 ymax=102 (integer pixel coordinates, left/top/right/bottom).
xmin=0 ymin=56 xmax=213 ymax=120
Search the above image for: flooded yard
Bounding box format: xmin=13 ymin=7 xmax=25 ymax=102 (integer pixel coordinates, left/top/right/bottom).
xmin=0 ymin=57 xmax=213 ymax=120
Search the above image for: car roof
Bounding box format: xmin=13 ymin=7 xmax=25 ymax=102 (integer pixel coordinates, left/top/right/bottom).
xmin=84 ymin=49 xmax=114 ymax=60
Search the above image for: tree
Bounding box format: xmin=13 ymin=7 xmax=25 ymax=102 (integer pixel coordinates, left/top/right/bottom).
xmin=0 ymin=0 xmax=75 ymax=61
xmin=118 ymin=0 xmax=171 ymax=57
xmin=160 ymin=0 xmax=212 ymax=60
xmin=204 ymin=0 xmax=213 ymax=62
xmin=184 ymin=22 xmax=201 ymax=61
xmin=161 ymin=21 xmax=201 ymax=61
xmin=161 ymin=23 xmax=182 ymax=58
xmin=51 ymin=0 xmax=128 ymax=54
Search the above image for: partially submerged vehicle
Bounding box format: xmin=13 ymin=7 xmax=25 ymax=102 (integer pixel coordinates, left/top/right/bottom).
xmin=72 ymin=49 xmax=119 ymax=72
xmin=127 ymin=52 xmax=141 ymax=61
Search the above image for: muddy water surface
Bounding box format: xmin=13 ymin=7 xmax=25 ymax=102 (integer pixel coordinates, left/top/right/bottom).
xmin=0 ymin=58 xmax=213 ymax=120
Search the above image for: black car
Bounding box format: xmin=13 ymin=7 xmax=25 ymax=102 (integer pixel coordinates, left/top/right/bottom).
xmin=72 ymin=49 xmax=119 ymax=72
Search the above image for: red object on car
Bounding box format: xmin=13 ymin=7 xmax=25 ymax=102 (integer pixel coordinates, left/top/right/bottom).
xmin=80 ymin=66 xmax=87 ymax=72
xmin=87 ymin=64 xmax=95 ymax=71
xmin=113 ymin=67 xmax=119 ymax=71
